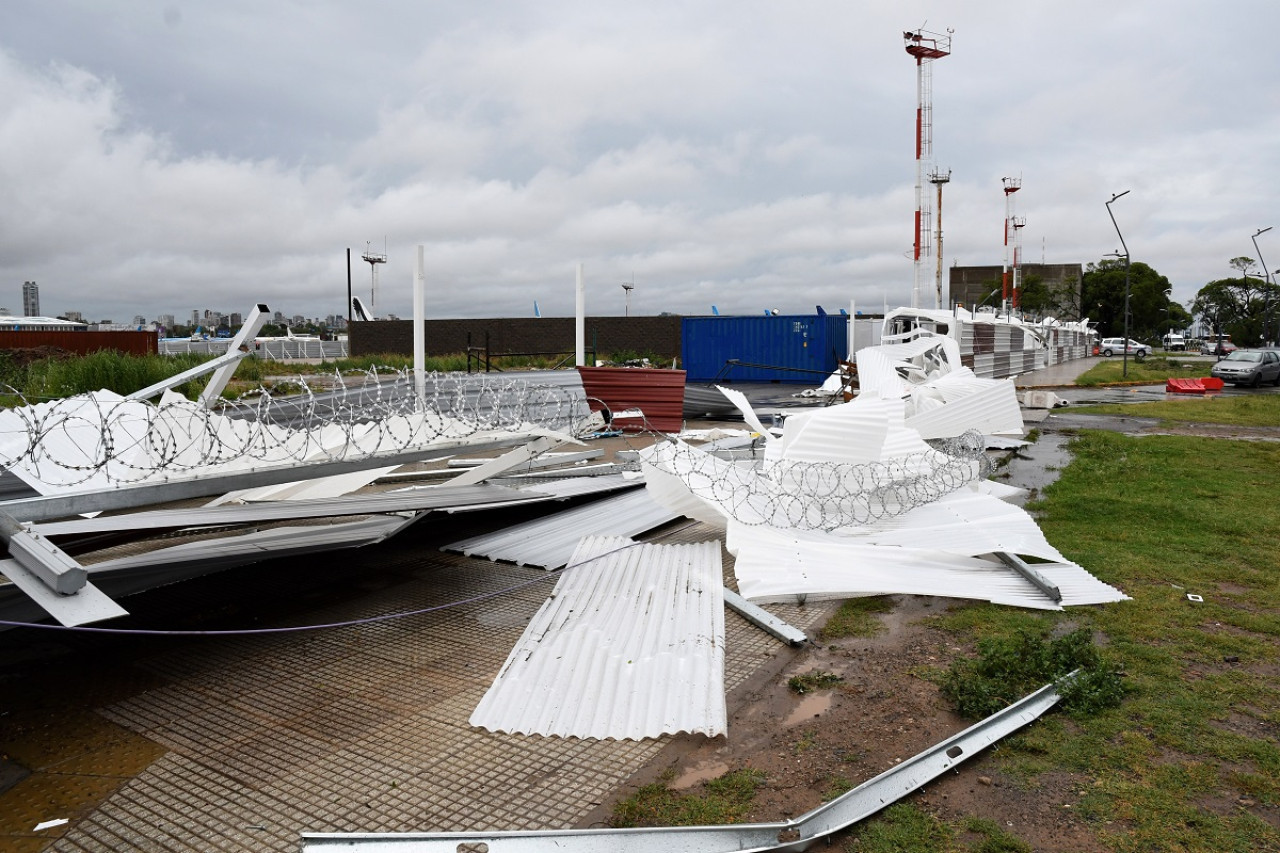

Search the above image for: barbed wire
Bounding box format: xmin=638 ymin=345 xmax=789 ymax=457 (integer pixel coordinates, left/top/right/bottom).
xmin=0 ymin=369 xmax=592 ymax=490
xmin=638 ymin=430 xmax=993 ymax=531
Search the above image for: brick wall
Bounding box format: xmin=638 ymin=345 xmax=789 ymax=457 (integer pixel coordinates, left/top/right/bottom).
xmin=352 ymin=316 xmax=683 ymax=361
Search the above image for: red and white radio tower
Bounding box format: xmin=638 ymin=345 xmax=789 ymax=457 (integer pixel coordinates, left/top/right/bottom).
xmin=1001 ymin=177 xmax=1022 ymax=312
xmin=904 ymin=27 xmax=951 ymax=309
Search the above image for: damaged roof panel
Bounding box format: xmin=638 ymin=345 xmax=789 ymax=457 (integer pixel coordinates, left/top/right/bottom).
xmin=443 ymin=488 xmax=680 ymax=569
xmin=469 ymin=536 xmax=726 ymax=740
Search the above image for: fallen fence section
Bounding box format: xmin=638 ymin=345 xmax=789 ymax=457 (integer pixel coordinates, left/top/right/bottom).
xmin=302 ymin=675 xmax=1069 ymax=852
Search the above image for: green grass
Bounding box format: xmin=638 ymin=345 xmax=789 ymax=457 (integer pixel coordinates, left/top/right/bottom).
xmin=847 ymin=804 xmax=1032 ymax=852
xmin=1073 ymin=357 xmax=1210 ymax=387
xmin=788 ymin=670 xmax=844 ymax=694
xmin=0 ymin=350 xmax=583 ymax=407
xmin=880 ymin=429 xmax=1280 ymax=852
xmin=822 ymin=597 xmax=895 ymax=639
xmin=1069 ymin=392 xmax=1280 ymax=427
xmin=609 ymin=768 xmax=767 ymax=828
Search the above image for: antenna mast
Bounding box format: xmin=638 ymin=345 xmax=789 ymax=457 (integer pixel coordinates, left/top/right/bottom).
xmin=904 ymin=26 xmax=952 ymax=310
xmin=929 ymin=168 xmax=951 ymax=308
xmin=1001 ymin=177 xmax=1021 ymax=313
xmin=621 ymin=280 xmax=635 ymax=317
xmin=362 ymin=239 xmax=387 ymax=313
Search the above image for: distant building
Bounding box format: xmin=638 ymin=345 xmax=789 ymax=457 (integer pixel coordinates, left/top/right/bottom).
xmin=63 ymin=310 xmax=85 ymax=322
xmin=948 ymin=263 xmax=1085 ymax=321
xmin=228 ymin=312 xmax=243 ymax=327
xmin=22 ymin=281 xmax=39 ymax=317
xmin=157 ymin=314 xmax=175 ymax=329
xmin=1 ymin=315 xmax=88 ymax=331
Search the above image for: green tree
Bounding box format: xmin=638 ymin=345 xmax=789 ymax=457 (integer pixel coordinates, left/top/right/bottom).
xmin=1081 ymin=258 xmax=1174 ymax=341
xmin=1191 ymin=257 xmax=1279 ymax=346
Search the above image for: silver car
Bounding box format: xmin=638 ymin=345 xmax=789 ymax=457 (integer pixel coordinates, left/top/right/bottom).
xmin=1209 ymin=349 xmax=1280 ymax=387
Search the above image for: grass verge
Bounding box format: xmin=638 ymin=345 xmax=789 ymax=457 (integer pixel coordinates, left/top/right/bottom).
xmin=1073 ymin=357 xmax=1211 ymax=387
xmin=853 ymin=429 xmax=1280 ymax=852
xmin=610 ymin=768 xmax=767 ymax=827
xmin=1069 ymin=391 xmax=1280 ymax=427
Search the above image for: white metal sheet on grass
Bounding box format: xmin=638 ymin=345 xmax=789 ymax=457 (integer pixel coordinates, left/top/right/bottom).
xmin=469 ymin=536 xmax=726 ymax=740
xmin=729 ymin=521 xmax=1129 ymax=610
xmin=442 ymin=488 xmax=681 ymax=569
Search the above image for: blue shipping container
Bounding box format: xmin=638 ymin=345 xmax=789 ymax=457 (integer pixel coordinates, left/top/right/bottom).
xmin=680 ymin=314 xmax=849 ymax=383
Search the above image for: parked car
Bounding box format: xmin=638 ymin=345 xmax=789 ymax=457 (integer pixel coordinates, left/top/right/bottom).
xmin=1210 ymin=348 xmax=1280 ymax=387
xmin=1098 ymin=337 xmax=1149 ymax=357
xmin=1200 ymin=338 xmax=1236 ymax=356
xmin=1162 ymin=333 xmax=1186 ymax=351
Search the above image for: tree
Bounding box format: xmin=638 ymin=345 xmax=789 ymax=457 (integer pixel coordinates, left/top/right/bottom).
xmin=1081 ymin=258 xmax=1174 ymax=341
xmin=1191 ymin=257 xmax=1280 ymax=346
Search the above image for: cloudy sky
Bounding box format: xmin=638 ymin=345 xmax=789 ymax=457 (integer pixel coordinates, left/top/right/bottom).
xmin=2 ymin=2 xmax=1277 ymax=324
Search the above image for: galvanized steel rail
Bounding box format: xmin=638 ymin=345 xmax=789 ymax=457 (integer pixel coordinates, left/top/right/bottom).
xmin=302 ymin=675 xmax=1070 ymax=852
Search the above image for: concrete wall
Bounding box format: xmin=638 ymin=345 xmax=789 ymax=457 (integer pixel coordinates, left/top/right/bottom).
xmin=351 ymin=316 xmax=683 ymax=361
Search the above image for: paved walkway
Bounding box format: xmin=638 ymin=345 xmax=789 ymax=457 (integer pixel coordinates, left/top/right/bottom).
xmin=1012 ymin=357 xmax=1100 ymax=388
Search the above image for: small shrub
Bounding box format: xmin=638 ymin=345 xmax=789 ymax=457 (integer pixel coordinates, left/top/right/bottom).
xmin=941 ymin=628 xmax=1125 ymax=719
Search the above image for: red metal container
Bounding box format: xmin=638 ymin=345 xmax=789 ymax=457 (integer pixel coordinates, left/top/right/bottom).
xmin=576 ymin=366 xmax=686 ymax=433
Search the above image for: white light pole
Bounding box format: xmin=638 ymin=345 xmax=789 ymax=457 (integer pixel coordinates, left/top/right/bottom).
xmin=1251 ymin=227 xmax=1273 ymax=346
xmin=1106 ymin=191 xmax=1131 ymax=376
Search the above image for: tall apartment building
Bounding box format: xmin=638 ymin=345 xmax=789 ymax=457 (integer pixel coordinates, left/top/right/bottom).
xmin=22 ymin=281 xmax=39 ymax=317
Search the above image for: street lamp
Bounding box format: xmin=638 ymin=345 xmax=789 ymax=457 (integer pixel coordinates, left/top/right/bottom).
xmin=1252 ymin=227 xmax=1273 ymax=346
xmin=1106 ymin=191 xmax=1132 ymax=376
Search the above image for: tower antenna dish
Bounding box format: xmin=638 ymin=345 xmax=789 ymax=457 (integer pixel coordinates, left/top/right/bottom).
xmin=362 ymin=239 xmax=388 ymax=313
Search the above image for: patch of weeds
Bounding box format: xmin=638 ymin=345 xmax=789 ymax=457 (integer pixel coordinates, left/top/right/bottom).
xmin=940 ymin=627 xmax=1126 ymax=720
xmin=960 ymin=816 xmax=1034 ymax=852
xmin=609 ymin=767 xmax=765 ymax=827
xmin=822 ymin=597 xmax=894 ymax=639
xmin=847 ymin=803 xmax=953 ymax=852
xmin=822 ymin=774 xmax=854 ymax=801
xmin=1024 ymin=427 xmax=1042 ymax=443
xmin=788 ymin=670 xmax=843 ymax=694
xmin=793 ymin=729 xmax=818 ymax=753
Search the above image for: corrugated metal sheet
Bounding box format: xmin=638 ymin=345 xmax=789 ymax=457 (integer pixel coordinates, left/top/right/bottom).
xmin=680 ymin=314 xmax=849 ymax=383
xmin=442 ymin=487 xmax=680 ymax=569
xmin=33 ymin=483 xmax=556 ymax=537
xmin=905 ymin=378 xmax=1023 ymax=440
xmin=576 ymin=366 xmax=686 ymax=432
xmin=0 ymin=517 xmax=410 ymax=625
xmin=469 ymin=535 xmax=726 ymax=739
xmin=728 ymin=521 xmax=1129 ymax=610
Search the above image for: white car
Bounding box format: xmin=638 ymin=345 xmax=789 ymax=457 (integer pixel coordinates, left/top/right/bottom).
xmin=1098 ymin=337 xmax=1149 ymax=357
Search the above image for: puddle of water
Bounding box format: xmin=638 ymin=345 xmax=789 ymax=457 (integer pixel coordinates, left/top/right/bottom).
xmin=671 ymin=760 xmax=731 ymax=789
xmin=784 ymin=691 xmax=834 ymax=727
xmin=999 ymin=431 xmax=1072 ymax=504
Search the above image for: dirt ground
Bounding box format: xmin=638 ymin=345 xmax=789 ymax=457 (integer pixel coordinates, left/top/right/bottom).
xmin=583 ymin=593 xmax=1108 ymax=852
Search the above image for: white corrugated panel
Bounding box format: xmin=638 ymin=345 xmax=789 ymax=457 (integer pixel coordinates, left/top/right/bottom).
xmin=469 ymin=536 xmax=726 ymax=740
xmin=728 ymin=522 xmax=1129 ymax=610
xmin=442 ymin=488 xmax=680 ymax=569
xmin=906 ymin=379 xmax=1024 ymax=440
xmin=844 ymin=489 xmax=1066 ymax=562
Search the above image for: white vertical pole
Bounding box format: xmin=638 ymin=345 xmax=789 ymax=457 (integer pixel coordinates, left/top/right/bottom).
xmin=575 ymin=263 xmax=585 ymax=366
xmin=413 ymin=245 xmax=426 ymax=402
xmin=848 ymin=298 xmax=856 ymax=355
